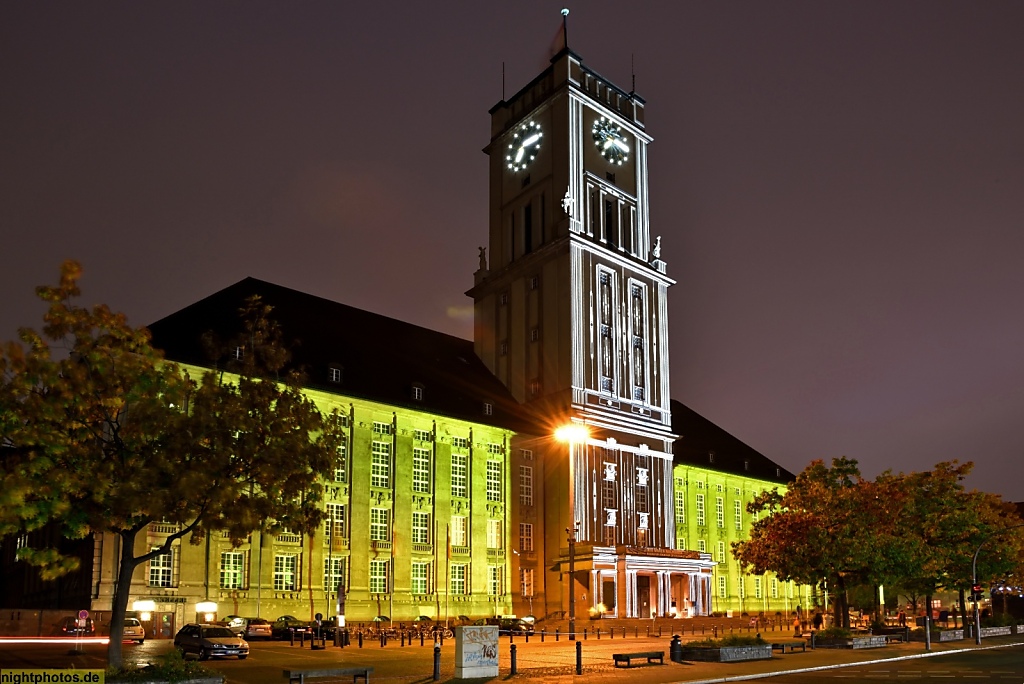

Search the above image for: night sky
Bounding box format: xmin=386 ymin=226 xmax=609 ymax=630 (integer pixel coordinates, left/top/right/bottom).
xmin=3 ymin=2 xmax=1023 ymax=500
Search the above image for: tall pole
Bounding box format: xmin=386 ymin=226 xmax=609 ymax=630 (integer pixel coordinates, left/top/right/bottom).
xmin=567 ymin=436 xmax=576 ymax=641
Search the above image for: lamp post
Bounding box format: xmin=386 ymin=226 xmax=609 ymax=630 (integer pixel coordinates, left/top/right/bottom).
xmin=971 ymin=522 xmax=1024 ymax=645
xmin=555 ymin=424 xmax=588 ymax=641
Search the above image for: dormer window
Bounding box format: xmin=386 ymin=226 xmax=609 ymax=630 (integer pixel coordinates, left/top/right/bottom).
xmin=328 ymin=366 xmax=343 ymax=383
xmin=499 ymin=292 xmax=509 ymax=306
xmin=529 ymin=275 xmax=539 ymax=290
xmin=483 ymin=402 xmax=493 ymax=416
xmin=708 ymin=451 xmax=715 ymax=464
xmin=744 ymin=459 xmax=751 ymax=471
xmin=233 ymin=346 xmax=244 ymax=361
xmin=530 ymin=328 xmax=540 ymax=342
xmin=412 ymin=384 xmax=424 ymax=401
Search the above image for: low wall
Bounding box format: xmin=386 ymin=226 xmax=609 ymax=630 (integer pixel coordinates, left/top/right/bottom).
xmin=937 ymin=630 xmax=964 ymax=642
xmin=679 ymin=645 xmax=773 ymax=662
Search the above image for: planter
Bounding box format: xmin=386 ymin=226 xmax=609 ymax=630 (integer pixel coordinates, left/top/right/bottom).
xmin=979 ymin=626 xmax=1012 ymax=638
xmin=678 ymin=645 xmax=773 ymax=662
xmin=815 ymin=636 xmax=887 ymax=649
xmin=1016 ymin=625 xmax=1024 ymax=635
xmin=938 ymin=629 xmax=964 ymax=642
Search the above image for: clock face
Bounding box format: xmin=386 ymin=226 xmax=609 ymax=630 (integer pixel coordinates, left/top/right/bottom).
xmin=592 ymin=116 xmax=630 ymax=165
xmin=506 ymin=120 xmax=542 ymax=172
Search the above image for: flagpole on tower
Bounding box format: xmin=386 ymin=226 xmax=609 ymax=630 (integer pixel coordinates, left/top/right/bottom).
xmin=561 ymin=8 xmax=569 ymax=50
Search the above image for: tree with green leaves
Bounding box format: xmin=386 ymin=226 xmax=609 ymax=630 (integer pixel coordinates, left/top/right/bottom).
xmin=0 ymin=262 xmax=345 ymax=668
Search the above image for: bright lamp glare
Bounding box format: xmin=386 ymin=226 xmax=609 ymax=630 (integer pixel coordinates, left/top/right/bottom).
xmin=554 ymin=425 xmax=589 ymax=443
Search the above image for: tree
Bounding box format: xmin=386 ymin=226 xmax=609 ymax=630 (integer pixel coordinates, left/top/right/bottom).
xmin=0 ymin=262 xmax=345 ymax=668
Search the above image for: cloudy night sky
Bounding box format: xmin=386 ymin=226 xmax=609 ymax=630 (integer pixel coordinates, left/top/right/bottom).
xmin=3 ymin=2 xmax=1023 ymax=500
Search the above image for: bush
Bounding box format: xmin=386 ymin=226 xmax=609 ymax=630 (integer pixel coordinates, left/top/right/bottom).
xmin=107 ymin=649 xmax=219 ymax=682
xmin=981 ymin=613 xmax=1014 ymax=628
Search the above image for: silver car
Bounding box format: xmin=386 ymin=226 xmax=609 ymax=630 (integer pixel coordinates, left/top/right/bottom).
xmin=122 ymin=617 xmax=146 ymax=643
xmin=174 ymin=623 xmax=249 ymax=660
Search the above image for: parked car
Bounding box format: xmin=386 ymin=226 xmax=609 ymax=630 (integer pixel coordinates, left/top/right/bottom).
xmin=226 ymin=616 xmax=272 ymax=640
xmin=497 ymin=617 xmax=533 ymax=635
xmin=173 ymin=623 xmax=249 ymax=660
xmin=122 ymin=617 xmax=146 ymax=643
xmin=57 ymin=617 xmax=95 ymax=637
xmin=271 ymin=617 xmax=313 ymax=640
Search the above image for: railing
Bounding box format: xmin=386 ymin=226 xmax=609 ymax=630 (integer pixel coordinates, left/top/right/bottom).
xmin=150 ymin=523 xmax=179 ymax=535
xmin=277 ymin=533 xmax=302 ymax=544
xmin=487 ymin=548 xmax=506 ymax=559
xmin=412 ymin=544 xmax=433 ymax=554
xmin=450 ymin=545 xmax=470 ymax=556
xmin=372 ymin=540 xmax=392 ymax=551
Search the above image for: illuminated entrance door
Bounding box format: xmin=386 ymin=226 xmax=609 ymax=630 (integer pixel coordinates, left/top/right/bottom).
xmin=156 ymin=612 xmax=175 ymax=638
xmin=637 ymin=576 xmax=651 ymax=618
xmin=602 ymin=579 xmax=616 ymax=614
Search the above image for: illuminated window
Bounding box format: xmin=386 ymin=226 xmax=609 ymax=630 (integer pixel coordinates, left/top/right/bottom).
xmin=273 ymin=554 xmax=297 ymax=591
xmin=718 ymin=575 xmax=728 ymax=598
xmin=519 ymin=523 xmax=533 ymax=551
xmin=716 ymin=497 xmax=724 ymax=528
xmin=333 ymin=444 xmax=347 ymax=483
xmin=771 ymin=577 xmax=779 ymax=599
xmin=636 ymin=528 xmax=648 ymax=547
xmin=487 ymin=519 xmax=502 ymax=549
xmin=324 ymin=503 xmax=346 ymax=540
xmin=451 ymin=516 xmax=468 ymax=547
xmin=698 ymin=539 xmax=706 ymax=553
xmin=414 ymin=429 xmax=432 ymax=442
xmin=220 ymin=551 xmax=244 ymax=589
xmin=483 ymin=402 xmax=493 ymax=415
xmin=324 ymin=557 xmax=345 ymax=593
xmin=738 ymin=575 xmax=745 ymax=599
xmin=369 ymin=560 xmax=388 ymax=594
xmin=696 ymin=494 xmax=705 ymax=526
xmin=486 ymin=461 xmax=502 ymax=501
xmin=488 ymin=566 xmax=502 ymax=595
xmin=149 ymin=548 xmax=173 ymax=588
xmin=372 ymin=421 xmax=392 ymax=435
xmin=412 ymin=511 xmax=430 ymax=545
xmin=451 ymin=453 xmax=467 ymax=498
xmin=519 ymin=465 xmax=533 ymax=507
xmin=451 ymin=436 xmax=470 ymax=449
xmin=450 ymin=564 xmax=467 ymax=594
xmin=734 ymin=500 xmax=742 ymax=531
xmin=371 ymin=441 xmax=390 ymax=488
xmin=412 ymin=448 xmax=431 ymax=493
xmin=329 ymin=366 xmax=342 ymax=383
xmin=412 ymin=385 xmax=424 ymax=401
xmin=370 ymin=508 xmax=389 ymax=542
xmin=674 ymin=487 xmax=685 ymax=524
xmin=717 ymin=541 xmax=726 ymax=563
xmin=411 ymin=562 xmax=429 ymax=595
xmin=521 ymin=568 xmax=534 ymax=597
xmin=755 ymin=577 xmax=762 ymax=599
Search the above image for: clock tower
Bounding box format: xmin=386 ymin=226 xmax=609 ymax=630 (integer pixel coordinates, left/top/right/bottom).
xmin=469 ymin=44 xmax=715 ymax=619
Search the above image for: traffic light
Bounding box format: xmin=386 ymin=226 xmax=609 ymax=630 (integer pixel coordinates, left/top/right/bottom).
xmin=970 ymin=584 xmax=983 ymax=602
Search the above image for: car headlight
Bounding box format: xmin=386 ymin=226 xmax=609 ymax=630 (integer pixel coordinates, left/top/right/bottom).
xmin=212 ymin=643 xmax=226 ymax=649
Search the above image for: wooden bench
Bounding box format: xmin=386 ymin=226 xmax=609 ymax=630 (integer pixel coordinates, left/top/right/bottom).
xmin=612 ymin=651 xmax=665 ymax=667
xmin=771 ymin=641 xmax=807 ymax=653
xmin=284 ymin=667 xmax=373 ymax=683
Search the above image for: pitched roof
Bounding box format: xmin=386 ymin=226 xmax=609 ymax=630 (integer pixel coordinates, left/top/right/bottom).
xmin=670 ymin=400 xmax=795 ymax=485
xmin=147 ymin=277 xmax=531 ymax=431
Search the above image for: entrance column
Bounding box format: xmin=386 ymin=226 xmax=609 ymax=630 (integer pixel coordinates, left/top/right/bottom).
xmin=590 ymin=569 xmax=599 ymax=612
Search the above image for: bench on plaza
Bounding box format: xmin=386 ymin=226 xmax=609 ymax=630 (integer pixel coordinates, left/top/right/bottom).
xmin=770 ymin=641 xmax=807 ymax=653
xmin=284 ymin=667 xmax=373 ymax=683
xmin=612 ymin=651 xmax=665 ymax=667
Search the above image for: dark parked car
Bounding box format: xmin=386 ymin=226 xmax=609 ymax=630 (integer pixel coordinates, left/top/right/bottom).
xmin=497 ymin=617 xmax=533 ymax=635
xmin=271 ymin=617 xmax=313 ymax=640
xmin=173 ymin=623 xmax=249 ymax=660
xmin=57 ymin=617 xmax=95 ymax=637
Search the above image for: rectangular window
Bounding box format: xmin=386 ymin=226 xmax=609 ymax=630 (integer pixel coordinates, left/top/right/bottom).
xmin=604 ymin=525 xmax=616 ymax=547
xmin=636 ymin=528 xmax=648 ymax=547
xmin=698 ymin=539 xmax=706 ymax=553
xmin=488 ymin=566 xmax=501 ymax=596
xmin=370 ymin=508 xmax=390 ymax=542
xmin=734 ymin=499 xmax=742 ymax=531
xmin=519 ymin=523 xmax=533 ymax=552
xmin=520 ymin=448 xmax=533 ymax=460
xmin=412 ymin=511 xmax=430 ymax=545
xmin=636 ymin=483 xmax=647 ymax=511
xmin=371 ymin=441 xmax=390 ymax=488
xmin=324 ymin=557 xmax=345 ymax=593
xmin=486 ymin=443 xmax=503 ymax=454
xmin=220 ymin=551 xmax=244 ymax=589
xmin=274 ymin=554 xmax=297 ymax=591
xmin=451 ymin=436 xmax=470 ymax=449
xmin=329 ymin=367 xmax=342 ymax=383
xmin=520 ymin=567 xmax=534 ymax=597
xmin=369 ymin=559 xmax=388 ymax=594
xmin=718 ymin=575 xmax=727 ymax=598
xmin=755 ymin=577 xmax=762 ymax=599
xmin=738 ymin=575 xmax=745 ymax=599
xmin=487 ymin=519 xmax=502 ymax=549
xmin=414 ymin=429 xmax=433 ymax=442
xmin=717 ymin=541 xmax=726 ymax=563
xmin=771 ymin=577 xmax=779 ymax=599
xmin=411 ymin=562 xmax=429 ymax=595
xmin=602 ymin=478 xmax=617 ymax=510
xmin=674 ymin=484 xmax=685 ymax=524
xmin=149 ymin=548 xmax=173 ymax=587
xmin=450 ymin=564 xmax=467 ymax=595
xmin=486 ymin=460 xmax=502 ymax=502
xmin=451 ymin=453 xmax=467 ymax=498
xmin=696 ymin=494 xmax=705 ymax=527
xmin=324 ymin=502 xmax=346 ymax=540
xmin=372 ymin=421 xmax=392 ymax=435
xmin=412 ymin=448 xmax=431 ymax=493
xmin=716 ymin=497 xmax=724 ymax=528
xmin=519 ymin=465 xmax=533 ymax=506
xmin=334 ymin=444 xmax=347 ymax=483
xmin=451 ymin=516 xmax=468 ymax=547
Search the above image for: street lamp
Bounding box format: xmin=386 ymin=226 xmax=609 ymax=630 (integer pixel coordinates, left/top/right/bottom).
xmin=555 ymin=423 xmax=589 ymax=641
xmin=971 ymin=522 xmax=1024 ymax=646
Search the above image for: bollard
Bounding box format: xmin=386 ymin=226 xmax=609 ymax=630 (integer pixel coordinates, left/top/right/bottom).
xmin=584 ymin=628 xmax=588 ymax=640
xmin=525 ymin=632 xmax=529 ymax=644
xmin=556 ymin=628 xmax=560 ymax=642
xmin=290 ymin=629 xmax=295 ymax=647
xmin=576 ymin=641 xmax=582 ymax=675
xmin=623 ymin=627 xmax=627 ymax=639
xmin=646 ymin=625 xmax=650 ymax=637
xmin=713 ymin=625 xmax=717 ymax=638
xmin=510 ymin=643 xmax=518 ymax=676
xmin=421 ymin=631 xmax=425 ymax=647
xmin=334 ymin=629 xmax=341 ymax=648
xmin=635 ymin=626 xmax=638 ymax=638
xmin=433 ymin=645 xmax=441 ymax=681
xmin=597 ymin=627 xmax=600 ymax=640
xmin=401 ymin=632 xmax=405 ymax=647
xmin=541 ymin=628 xmax=545 ymax=643
xmin=610 ymin=626 xmax=614 ymax=639
xmin=358 ymin=631 xmax=363 ymax=648
xmin=659 ymin=626 xmax=662 ymax=637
